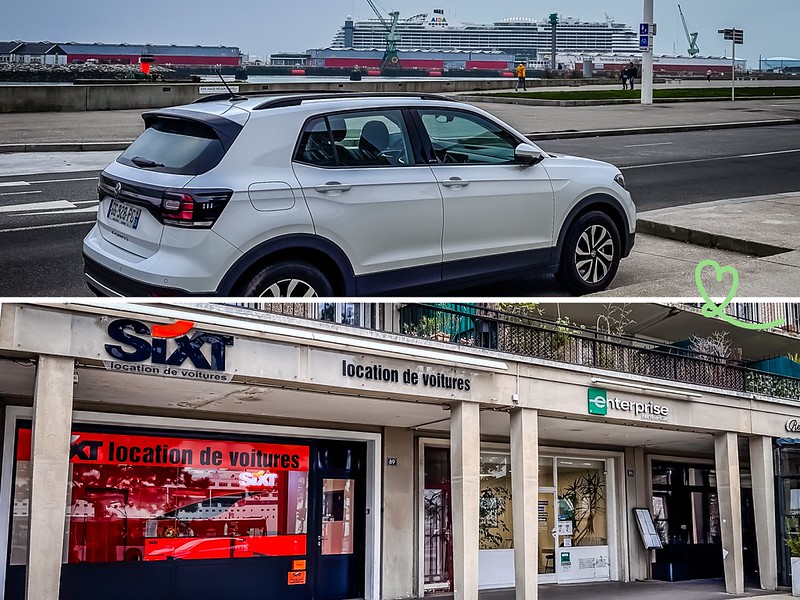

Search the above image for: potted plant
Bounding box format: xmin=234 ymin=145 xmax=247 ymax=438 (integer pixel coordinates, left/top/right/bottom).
xmin=787 ymin=533 xmax=800 ymax=596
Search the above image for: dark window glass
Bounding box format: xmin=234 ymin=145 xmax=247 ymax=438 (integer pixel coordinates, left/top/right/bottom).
xmin=416 ymin=109 xmax=519 ymax=165
xmin=295 ymin=116 xmax=336 ymax=166
xmin=118 ymin=118 xmax=226 ymax=175
xmin=328 ymin=110 xmax=413 ymax=168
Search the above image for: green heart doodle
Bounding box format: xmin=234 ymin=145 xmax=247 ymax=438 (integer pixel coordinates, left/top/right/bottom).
xmin=694 ymin=259 xmax=785 ymax=330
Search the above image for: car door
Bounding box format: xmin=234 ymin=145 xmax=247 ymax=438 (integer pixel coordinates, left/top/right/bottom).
xmin=412 ymin=107 xmax=555 ymax=280
xmin=291 ymin=110 xmax=444 ymax=291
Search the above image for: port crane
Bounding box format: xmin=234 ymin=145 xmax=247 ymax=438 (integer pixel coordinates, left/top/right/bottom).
xmin=366 ymin=0 xmax=401 ymax=68
xmin=678 ymin=4 xmax=700 ymax=56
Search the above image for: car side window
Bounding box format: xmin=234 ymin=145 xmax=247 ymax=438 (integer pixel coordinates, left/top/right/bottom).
xmin=417 ymin=109 xmax=519 ymax=165
xmin=296 ymin=117 xmax=337 ymax=166
xmin=295 ymin=110 xmax=414 ymax=168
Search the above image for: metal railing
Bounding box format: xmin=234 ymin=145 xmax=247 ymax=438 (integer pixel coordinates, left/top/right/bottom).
xmin=233 ymin=302 xmax=800 ymax=402
xmin=683 ymin=302 xmax=800 ymax=334
xmin=398 ymin=303 xmax=800 ymax=402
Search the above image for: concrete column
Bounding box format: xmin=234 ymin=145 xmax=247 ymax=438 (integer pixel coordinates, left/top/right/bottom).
xmin=714 ymin=432 xmax=744 ymax=594
xmin=624 ymin=447 xmax=649 ymax=581
xmin=450 ymin=401 xmax=480 ymax=600
xmin=26 ymin=355 xmax=74 ymax=600
xmin=749 ymin=436 xmax=778 ymax=590
xmin=510 ymin=408 xmax=538 ymax=600
xmin=381 ymin=427 xmax=416 ymax=599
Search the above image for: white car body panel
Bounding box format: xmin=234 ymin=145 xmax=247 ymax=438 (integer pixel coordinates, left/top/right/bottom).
xmin=83 ymin=95 xmax=636 ymax=296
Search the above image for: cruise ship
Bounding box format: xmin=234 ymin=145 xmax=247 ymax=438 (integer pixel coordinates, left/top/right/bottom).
xmin=331 ymin=9 xmax=641 ymax=56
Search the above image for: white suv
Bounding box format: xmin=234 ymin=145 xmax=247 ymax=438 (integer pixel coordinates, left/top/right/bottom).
xmin=83 ymin=91 xmax=635 ymax=296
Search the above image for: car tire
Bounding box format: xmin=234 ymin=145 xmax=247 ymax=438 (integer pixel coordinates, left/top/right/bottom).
xmin=237 ymin=261 xmax=334 ymax=298
xmin=556 ymin=211 xmax=621 ymax=295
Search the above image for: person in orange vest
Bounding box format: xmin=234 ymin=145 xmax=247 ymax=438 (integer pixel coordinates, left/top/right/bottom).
xmin=515 ymin=62 xmax=527 ymax=91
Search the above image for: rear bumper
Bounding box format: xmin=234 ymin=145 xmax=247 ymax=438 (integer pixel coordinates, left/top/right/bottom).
xmin=83 ymin=255 xmax=207 ymax=297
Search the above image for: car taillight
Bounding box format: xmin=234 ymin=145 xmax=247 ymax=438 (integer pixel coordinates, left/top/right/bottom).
xmin=161 ymin=189 xmax=232 ymax=228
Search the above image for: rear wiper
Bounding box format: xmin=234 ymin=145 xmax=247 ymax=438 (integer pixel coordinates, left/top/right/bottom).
xmin=131 ymin=156 xmax=165 ymax=168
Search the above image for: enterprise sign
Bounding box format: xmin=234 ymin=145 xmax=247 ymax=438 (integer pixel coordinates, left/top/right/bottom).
xmin=588 ymin=387 xmax=669 ymax=422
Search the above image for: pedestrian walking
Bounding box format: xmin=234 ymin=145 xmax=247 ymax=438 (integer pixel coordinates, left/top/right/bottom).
xmin=620 ymin=67 xmax=628 ymax=90
xmin=706 ymin=68 xmax=712 ymax=82
xmin=515 ymin=62 xmax=527 ymax=91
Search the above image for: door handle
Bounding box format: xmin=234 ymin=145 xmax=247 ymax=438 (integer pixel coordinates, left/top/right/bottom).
xmin=440 ymin=177 xmax=469 ymax=188
xmin=315 ymin=181 xmax=352 ymax=193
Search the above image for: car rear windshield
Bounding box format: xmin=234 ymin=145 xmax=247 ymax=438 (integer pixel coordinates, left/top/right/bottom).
xmin=117 ymin=117 xmax=227 ymax=175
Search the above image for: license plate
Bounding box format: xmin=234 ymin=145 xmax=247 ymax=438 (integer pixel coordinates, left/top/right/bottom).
xmin=107 ymin=199 xmax=141 ymax=230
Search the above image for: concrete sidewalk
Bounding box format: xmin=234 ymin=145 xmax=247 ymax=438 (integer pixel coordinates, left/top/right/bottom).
xmin=0 ymin=93 xmax=799 ymax=151
xmin=601 ymin=192 xmax=800 ymax=297
xmin=437 ymin=579 xmax=788 ymax=600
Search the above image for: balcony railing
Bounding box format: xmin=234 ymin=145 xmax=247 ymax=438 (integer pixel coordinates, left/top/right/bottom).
xmin=232 ymin=302 xmax=800 ymax=402
xmin=399 ymin=303 xmax=800 ymax=401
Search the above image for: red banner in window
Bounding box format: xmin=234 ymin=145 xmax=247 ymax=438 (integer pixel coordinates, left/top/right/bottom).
xmin=16 ymin=428 xmax=309 ymax=471
xmin=144 ymin=534 xmax=307 ymax=561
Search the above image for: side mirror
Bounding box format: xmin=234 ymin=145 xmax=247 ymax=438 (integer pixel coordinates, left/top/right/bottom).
xmin=514 ymin=143 xmax=545 ymax=166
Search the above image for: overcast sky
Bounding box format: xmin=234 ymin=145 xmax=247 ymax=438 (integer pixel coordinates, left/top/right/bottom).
xmin=2 ymin=1 xmax=796 ymax=67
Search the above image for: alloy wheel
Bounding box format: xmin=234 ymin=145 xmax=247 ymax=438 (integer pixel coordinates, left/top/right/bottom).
xmin=574 ymin=224 xmax=615 ymax=284
xmin=259 ymin=278 xmax=318 ymax=298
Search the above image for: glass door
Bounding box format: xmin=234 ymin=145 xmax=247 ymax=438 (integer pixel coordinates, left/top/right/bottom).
xmin=310 ymin=442 xmax=366 ymax=600
xmin=537 ymin=490 xmax=557 ymax=583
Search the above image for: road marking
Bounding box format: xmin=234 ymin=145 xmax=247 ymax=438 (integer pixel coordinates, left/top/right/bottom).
xmin=32 ymin=176 xmax=99 ymax=184
xmin=0 ymin=220 xmax=96 ymax=234
xmin=0 ymin=181 xmax=31 ymax=187
xmin=73 ymin=200 xmax=99 ymax=206
xmin=624 ymin=142 xmax=673 ymax=148
xmin=0 ymin=176 xmax=98 ymax=186
xmin=0 ymin=190 xmax=41 ymax=197
xmin=0 ymin=199 xmax=74 ymax=212
xmin=621 ymin=148 xmax=800 ymax=170
xmin=26 ymin=207 xmax=98 ymax=216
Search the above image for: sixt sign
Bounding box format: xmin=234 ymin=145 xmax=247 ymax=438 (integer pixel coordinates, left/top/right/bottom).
xmin=103 ymin=318 xmax=234 ymax=381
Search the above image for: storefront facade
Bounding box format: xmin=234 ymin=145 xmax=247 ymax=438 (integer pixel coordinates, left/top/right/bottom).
xmin=0 ymin=302 xmax=796 ymax=600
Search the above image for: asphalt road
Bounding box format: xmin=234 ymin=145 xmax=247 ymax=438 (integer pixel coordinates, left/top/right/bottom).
xmin=537 ymin=124 xmax=800 ymax=211
xmin=1 ymin=124 xmax=799 ymax=297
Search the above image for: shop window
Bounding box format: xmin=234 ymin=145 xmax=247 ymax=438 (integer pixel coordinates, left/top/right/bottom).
xmin=539 ymin=456 xmax=554 ymax=487
xmin=10 ymin=426 xmax=309 ymax=564
xmin=556 ymin=459 xmax=607 ymax=547
xmin=651 ymin=462 xmax=720 ymax=547
xmin=479 ymin=452 xmax=513 ymax=550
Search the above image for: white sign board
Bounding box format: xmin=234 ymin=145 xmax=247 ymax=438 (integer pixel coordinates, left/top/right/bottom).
xmin=633 ymin=507 xmax=663 ymax=549
xmin=199 ymin=86 xmax=240 ymax=94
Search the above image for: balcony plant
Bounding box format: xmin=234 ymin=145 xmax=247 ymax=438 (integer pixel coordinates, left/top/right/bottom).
xmin=787 ymin=533 xmax=800 ymax=596
xmin=787 ymin=516 xmax=800 ymax=597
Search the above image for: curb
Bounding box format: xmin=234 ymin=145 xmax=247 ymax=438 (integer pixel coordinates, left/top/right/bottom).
xmin=3 ymin=117 xmax=800 ymax=152
xmin=0 ymin=141 xmax=131 ymax=154
xmin=636 ymin=217 xmax=792 ymax=257
xmin=455 ymin=93 xmax=800 ymax=107
xmin=526 ymin=118 xmax=800 ymax=140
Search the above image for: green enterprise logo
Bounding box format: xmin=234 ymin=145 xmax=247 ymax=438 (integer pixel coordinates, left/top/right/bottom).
xmin=588 ymin=387 xmax=607 ymax=415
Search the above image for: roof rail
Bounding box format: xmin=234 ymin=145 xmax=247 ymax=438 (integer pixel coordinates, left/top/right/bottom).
xmin=251 ymin=91 xmax=457 ymax=110
xmin=192 ymin=89 xmax=456 ymax=107
xmin=192 ymin=89 xmax=350 ymax=104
